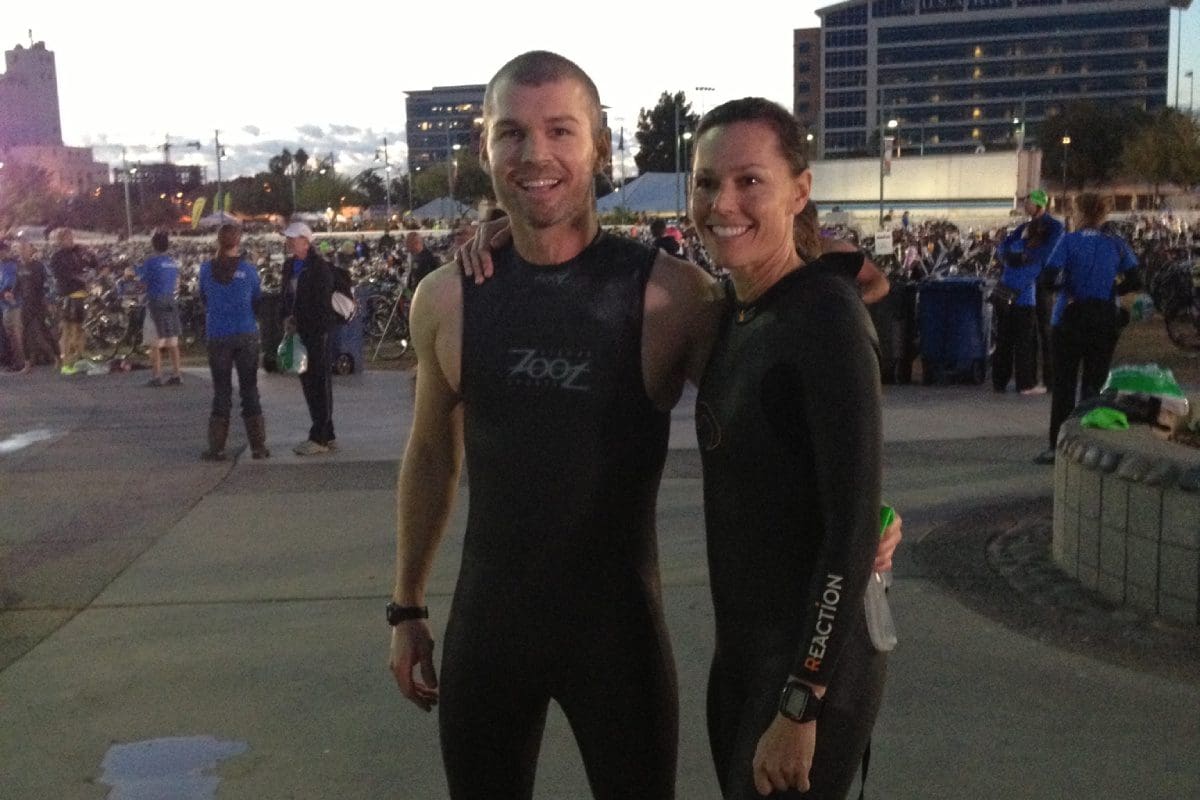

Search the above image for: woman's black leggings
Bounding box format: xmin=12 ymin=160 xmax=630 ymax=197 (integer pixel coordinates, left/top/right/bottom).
xmin=707 ymin=626 xmax=886 ymax=800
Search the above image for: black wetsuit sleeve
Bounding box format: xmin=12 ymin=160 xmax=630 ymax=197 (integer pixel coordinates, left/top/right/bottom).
xmin=765 ymin=284 xmax=882 ymax=686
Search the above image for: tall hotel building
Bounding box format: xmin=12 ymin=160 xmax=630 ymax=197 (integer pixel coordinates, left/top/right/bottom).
xmin=799 ymin=0 xmax=1190 ymax=158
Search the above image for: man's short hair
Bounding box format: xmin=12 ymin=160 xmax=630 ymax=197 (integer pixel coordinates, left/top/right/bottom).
xmin=483 ymin=50 xmax=605 ymax=143
xmin=650 ymin=219 xmax=666 ymax=237
xmin=151 ymin=231 xmax=169 ymax=253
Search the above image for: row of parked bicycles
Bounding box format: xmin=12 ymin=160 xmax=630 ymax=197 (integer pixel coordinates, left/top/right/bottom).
xmin=69 ymin=259 xmax=417 ymax=369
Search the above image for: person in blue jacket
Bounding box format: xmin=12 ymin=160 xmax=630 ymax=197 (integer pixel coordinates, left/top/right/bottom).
xmin=135 ymin=230 xmax=184 ymax=386
xmin=992 ymin=189 xmax=1063 ymax=394
xmin=0 ymin=240 xmax=29 ymax=373
xmin=198 ymin=224 xmax=269 ymax=460
xmin=1034 ymin=193 xmax=1139 ymax=465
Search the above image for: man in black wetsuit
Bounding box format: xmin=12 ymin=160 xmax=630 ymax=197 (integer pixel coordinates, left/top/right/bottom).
xmin=387 ymin=50 xmax=720 ymax=799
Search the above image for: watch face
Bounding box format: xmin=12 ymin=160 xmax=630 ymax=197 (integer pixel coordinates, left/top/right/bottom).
xmin=782 ymin=684 xmax=810 ymax=719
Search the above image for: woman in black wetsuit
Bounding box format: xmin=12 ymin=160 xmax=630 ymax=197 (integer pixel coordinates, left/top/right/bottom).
xmin=690 ymin=98 xmax=887 ymax=799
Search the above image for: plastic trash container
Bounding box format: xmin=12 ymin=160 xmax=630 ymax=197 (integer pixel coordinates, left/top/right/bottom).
xmin=916 ymin=277 xmax=990 ymax=385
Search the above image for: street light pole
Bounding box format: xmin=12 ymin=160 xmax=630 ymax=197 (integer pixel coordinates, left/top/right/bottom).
xmin=383 ymin=137 xmax=392 ymax=224
xmin=878 ymin=108 xmax=897 ymax=228
xmin=1061 ymin=134 xmax=1071 ymax=213
xmin=1188 ymin=70 xmax=1195 ymax=115
xmin=376 ymin=137 xmax=392 ymax=224
xmin=214 ymin=130 xmax=224 ymax=220
xmin=122 ymin=146 xmax=133 ymax=239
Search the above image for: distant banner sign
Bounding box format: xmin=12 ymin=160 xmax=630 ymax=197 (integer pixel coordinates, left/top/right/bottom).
xmin=191 ymin=197 xmax=206 ymax=230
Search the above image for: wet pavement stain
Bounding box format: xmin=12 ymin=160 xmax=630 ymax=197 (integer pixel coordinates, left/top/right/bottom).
xmin=99 ymin=736 xmax=248 ymax=799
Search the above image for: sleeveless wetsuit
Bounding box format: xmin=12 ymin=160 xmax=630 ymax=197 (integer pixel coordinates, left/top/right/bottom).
xmin=696 ymin=255 xmax=886 ymax=800
xmin=443 ymin=231 xmax=676 ymax=800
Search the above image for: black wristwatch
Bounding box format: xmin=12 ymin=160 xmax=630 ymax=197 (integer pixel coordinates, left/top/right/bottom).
xmin=778 ymin=679 xmax=823 ymax=723
xmin=386 ymin=602 xmax=429 ymax=626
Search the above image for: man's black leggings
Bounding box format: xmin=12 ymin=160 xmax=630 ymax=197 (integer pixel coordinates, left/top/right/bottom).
xmin=438 ymin=599 xmax=678 ymax=800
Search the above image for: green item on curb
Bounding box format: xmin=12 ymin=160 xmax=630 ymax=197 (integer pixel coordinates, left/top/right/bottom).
xmin=879 ymin=504 xmax=895 ymax=539
xmin=1101 ymin=364 xmax=1186 ymax=399
xmin=1080 ymin=407 xmax=1129 ymax=430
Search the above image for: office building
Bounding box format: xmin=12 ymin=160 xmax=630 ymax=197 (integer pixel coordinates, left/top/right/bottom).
xmin=801 ymin=0 xmax=1189 ymax=157
xmin=404 ymin=85 xmax=487 ymax=168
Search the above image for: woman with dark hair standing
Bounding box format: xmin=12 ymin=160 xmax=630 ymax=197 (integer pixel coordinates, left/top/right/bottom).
xmin=198 ymin=224 xmax=269 ymax=460
xmin=692 ymin=97 xmax=886 ymax=800
xmin=1035 ymin=193 xmax=1139 ymax=465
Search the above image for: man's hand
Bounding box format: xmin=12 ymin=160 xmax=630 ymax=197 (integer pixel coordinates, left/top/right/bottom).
xmin=752 ymin=714 xmax=817 ymax=795
xmin=458 ymin=217 xmax=511 ymax=284
xmin=875 ymin=509 xmax=902 ymax=573
xmin=389 ymin=620 xmax=439 ymax=712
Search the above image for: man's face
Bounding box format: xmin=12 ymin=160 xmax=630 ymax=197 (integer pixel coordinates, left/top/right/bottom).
xmin=481 ymin=77 xmax=605 ymax=231
xmin=58 ymin=229 xmax=74 ymax=249
xmin=18 ymin=242 xmax=34 ymax=261
xmin=1023 ymin=198 xmax=1041 ymax=217
xmin=286 ymin=236 xmax=310 ymax=259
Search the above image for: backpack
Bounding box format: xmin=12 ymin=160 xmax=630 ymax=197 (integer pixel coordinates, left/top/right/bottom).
xmin=331 ymin=264 xmax=357 ymax=323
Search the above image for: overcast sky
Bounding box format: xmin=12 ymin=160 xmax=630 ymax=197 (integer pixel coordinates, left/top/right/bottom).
xmin=3 ymin=0 xmax=1197 ymax=180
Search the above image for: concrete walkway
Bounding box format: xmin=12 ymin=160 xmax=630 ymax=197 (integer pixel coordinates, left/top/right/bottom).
xmin=1 ymin=363 xmax=1197 ymax=799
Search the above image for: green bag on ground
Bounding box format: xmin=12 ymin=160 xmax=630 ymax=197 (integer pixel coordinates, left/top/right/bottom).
xmin=1101 ymin=364 xmax=1189 ymax=416
xmin=276 ymin=334 xmax=308 ymax=375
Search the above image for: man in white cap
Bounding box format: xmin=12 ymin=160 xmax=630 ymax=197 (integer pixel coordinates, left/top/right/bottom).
xmin=281 ymin=222 xmax=337 ymax=454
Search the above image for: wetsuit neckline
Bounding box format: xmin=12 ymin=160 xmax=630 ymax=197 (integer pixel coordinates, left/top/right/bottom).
xmin=731 ymin=260 xmax=810 ymax=324
xmin=510 ymin=229 xmax=605 ymax=270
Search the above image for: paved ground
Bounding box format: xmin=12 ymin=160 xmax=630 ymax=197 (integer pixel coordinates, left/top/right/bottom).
xmin=1 ymin=353 xmax=1198 ymax=799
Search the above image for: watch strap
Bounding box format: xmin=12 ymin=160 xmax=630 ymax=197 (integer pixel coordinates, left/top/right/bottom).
xmin=386 ymin=602 xmax=429 ymax=625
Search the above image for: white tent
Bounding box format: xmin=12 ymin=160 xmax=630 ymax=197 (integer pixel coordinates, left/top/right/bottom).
xmin=598 ymin=172 xmax=688 ymax=216
xmin=411 ymin=197 xmax=476 ymax=221
xmin=198 ymin=211 xmax=242 ymax=228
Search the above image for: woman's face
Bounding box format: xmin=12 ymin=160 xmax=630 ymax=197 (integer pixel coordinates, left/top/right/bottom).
xmin=690 ymin=120 xmax=810 ymax=277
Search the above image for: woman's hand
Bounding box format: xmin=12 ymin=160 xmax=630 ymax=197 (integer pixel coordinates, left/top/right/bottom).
xmin=457 ymin=217 xmax=512 ymax=284
xmin=752 ymin=714 xmax=816 ymax=795
xmin=875 ymin=508 xmax=902 ymax=573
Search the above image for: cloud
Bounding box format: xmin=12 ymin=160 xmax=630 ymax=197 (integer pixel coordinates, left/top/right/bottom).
xmin=242 ymin=125 xmax=261 ymax=137
xmin=329 ymin=124 xmax=361 ymax=138
xmin=296 ymin=124 xmax=325 ymax=139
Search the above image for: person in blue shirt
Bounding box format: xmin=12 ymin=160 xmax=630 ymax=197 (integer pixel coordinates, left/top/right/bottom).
xmin=992 ymin=189 xmax=1063 ymax=394
xmin=1034 ymin=193 xmax=1140 ymax=465
xmin=0 ymin=240 xmax=30 ymax=373
xmin=198 ymin=223 xmax=269 ymax=460
xmin=135 ymin=230 xmax=184 ymax=386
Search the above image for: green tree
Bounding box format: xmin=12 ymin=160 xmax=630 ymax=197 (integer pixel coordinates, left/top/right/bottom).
xmin=0 ymin=164 xmax=62 ymax=231
xmin=268 ymin=148 xmax=293 ymax=177
xmin=1038 ymin=101 xmax=1151 ymax=187
xmin=451 ymin=148 xmax=493 ymax=206
xmin=354 ymin=169 xmax=386 ymax=206
xmin=634 ymin=91 xmax=698 ymax=174
xmin=1121 ymin=109 xmax=1200 ymax=203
